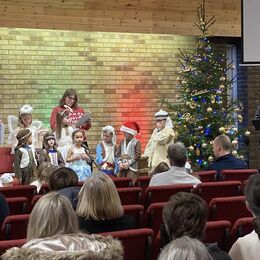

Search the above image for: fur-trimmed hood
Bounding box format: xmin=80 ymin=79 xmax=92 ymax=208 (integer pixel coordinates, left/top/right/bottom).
xmin=2 ymin=233 xmax=123 ymax=260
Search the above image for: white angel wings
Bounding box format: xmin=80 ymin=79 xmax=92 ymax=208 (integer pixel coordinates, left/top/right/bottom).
xmin=7 ymin=115 xmax=44 ymax=147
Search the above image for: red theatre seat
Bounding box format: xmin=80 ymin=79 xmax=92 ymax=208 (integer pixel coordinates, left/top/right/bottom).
xmin=6 ymin=197 xmax=28 ymax=215
xmin=0 ymin=214 xmax=30 ymax=240
xmin=208 ymin=196 xmax=252 ymax=226
xmin=220 ymin=169 xmax=258 ymax=182
xmin=111 ymin=177 xmax=132 ymax=188
xmin=0 ymin=239 xmax=26 ymax=255
xmin=117 ymin=187 xmax=142 ymax=205
xmin=195 ymin=170 xmax=217 ymax=182
xmin=0 ymin=185 xmax=37 ymax=206
xmin=100 ymin=228 xmax=153 ymax=260
xmin=144 ymin=202 xmax=167 ymax=239
xmin=204 ymin=220 xmax=231 ymax=251
xmin=135 ymin=176 xmax=151 ymax=192
xmin=38 ymin=183 xmax=50 ymax=194
xmin=193 ymin=181 xmax=241 ymax=204
xmin=143 ymin=184 xmax=193 ymax=209
xmin=231 ymin=217 xmax=254 ymax=245
xmin=122 ymin=204 xmax=144 ymax=228
xmin=0 ymin=147 xmax=14 ymax=174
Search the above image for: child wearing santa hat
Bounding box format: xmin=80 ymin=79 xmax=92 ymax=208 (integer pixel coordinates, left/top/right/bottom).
xmin=117 ymin=121 xmax=141 ymax=184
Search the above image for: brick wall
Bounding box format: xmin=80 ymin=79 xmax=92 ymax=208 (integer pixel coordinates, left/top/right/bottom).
xmin=246 ymin=67 xmax=260 ymax=169
xmin=0 ymin=28 xmax=197 ymax=152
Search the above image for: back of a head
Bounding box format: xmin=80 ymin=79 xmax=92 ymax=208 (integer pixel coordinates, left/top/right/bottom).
xmin=214 ymin=135 xmax=231 ymax=152
xmin=245 ymin=173 xmax=260 ymax=239
xmin=37 ymin=162 xmax=56 ymax=182
xmin=163 ymin=192 xmax=208 ymax=240
xmin=158 ymin=236 xmax=213 ymax=260
xmin=49 ymin=167 xmax=78 ymax=191
xmin=76 ymin=172 xmax=123 ymax=220
xmin=167 ymin=142 xmax=187 ymax=167
xmin=27 ymin=192 xmax=79 ymax=241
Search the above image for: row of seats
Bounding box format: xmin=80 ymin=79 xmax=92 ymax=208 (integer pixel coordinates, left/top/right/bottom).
xmin=0 ymin=217 xmax=254 ymax=259
xmin=1 ymin=196 xmax=253 ymax=241
xmin=0 ymin=179 xmax=249 ymax=211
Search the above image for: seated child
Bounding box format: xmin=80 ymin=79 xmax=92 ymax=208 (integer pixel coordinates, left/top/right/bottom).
xmin=96 ymin=125 xmax=119 ymax=176
xmin=31 ymin=161 xmax=57 ymax=193
xmin=117 ymin=121 xmax=141 ymax=184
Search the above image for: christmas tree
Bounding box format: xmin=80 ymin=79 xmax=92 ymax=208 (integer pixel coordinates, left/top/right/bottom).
xmin=160 ymin=1 xmax=250 ymax=170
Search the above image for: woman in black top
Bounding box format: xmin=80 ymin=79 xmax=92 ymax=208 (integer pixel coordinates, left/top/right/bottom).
xmin=76 ymin=172 xmax=135 ymax=234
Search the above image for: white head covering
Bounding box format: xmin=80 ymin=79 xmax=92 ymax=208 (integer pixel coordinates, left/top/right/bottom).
xmin=20 ymin=104 xmax=33 ymax=115
xmin=0 ymin=173 xmax=15 ymax=186
xmin=155 ymin=109 xmax=173 ymax=129
xmin=102 ymin=125 xmax=116 ymax=144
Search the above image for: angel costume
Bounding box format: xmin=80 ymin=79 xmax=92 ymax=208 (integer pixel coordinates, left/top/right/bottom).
xmin=144 ymin=109 xmax=175 ymax=173
xmin=68 ymin=145 xmax=92 ymax=181
xmin=8 ymin=105 xmax=43 ymax=154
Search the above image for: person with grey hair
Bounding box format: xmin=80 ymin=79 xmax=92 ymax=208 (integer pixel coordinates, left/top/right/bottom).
xmin=158 ymin=236 xmax=213 ymax=260
xmin=149 ymin=142 xmax=200 ymax=186
xmin=207 ymin=134 xmax=247 ymax=179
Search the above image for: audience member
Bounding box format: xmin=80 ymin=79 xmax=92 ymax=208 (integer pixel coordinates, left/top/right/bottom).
xmin=50 ymin=88 xmax=91 ymax=131
xmin=117 ymin=121 xmax=141 ymax=184
xmin=149 ymin=142 xmax=200 ymax=187
xmin=158 ymin=236 xmax=213 ymax=260
xmin=0 ymin=193 xmax=9 ymax=227
xmin=208 ymin=134 xmax=247 ymax=178
xmin=49 ymin=167 xmax=80 ymax=209
xmin=76 ymin=172 xmax=135 ymax=234
xmin=31 ymin=161 xmax=56 ymax=193
xmin=229 ymin=173 xmax=260 ymax=260
xmin=2 ymin=192 xmax=123 ymax=259
xmin=162 ymin=192 xmax=231 ymax=260
xmin=144 ymin=109 xmax=175 ymax=174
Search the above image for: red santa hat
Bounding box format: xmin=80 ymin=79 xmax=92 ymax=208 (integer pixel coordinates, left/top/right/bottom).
xmin=120 ymin=121 xmax=140 ymax=136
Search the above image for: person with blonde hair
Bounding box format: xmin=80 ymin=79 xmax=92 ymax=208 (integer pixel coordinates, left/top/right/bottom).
xmin=76 ymin=173 xmax=135 ymax=234
xmin=2 ymin=192 xmax=123 ymax=260
xmin=30 ymin=161 xmax=57 ymax=193
xmin=158 ymin=236 xmax=213 ymax=260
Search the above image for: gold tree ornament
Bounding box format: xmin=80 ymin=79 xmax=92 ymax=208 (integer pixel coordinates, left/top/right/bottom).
xmin=202 ymin=143 xmax=207 ymax=148
xmin=232 ymin=150 xmax=238 ymax=156
xmin=188 ymin=145 xmax=195 ymax=151
xmin=232 ymin=140 xmax=238 ymax=146
xmin=219 ymin=84 xmax=225 ymax=90
xmin=219 ymin=127 xmax=225 ymax=134
xmin=245 ymin=130 xmax=251 ymax=136
xmin=220 ymin=76 xmax=226 ymax=81
xmin=237 ymin=114 xmax=243 ymax=123
xmin=208 ymin=156 xmax=214 ymax=162
xmin=207 ymin=107 xmax=213 ymax=113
